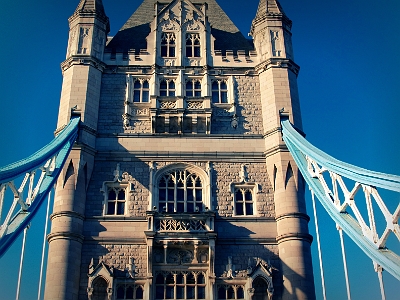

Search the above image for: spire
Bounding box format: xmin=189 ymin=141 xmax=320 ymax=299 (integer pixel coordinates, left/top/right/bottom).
xmin=255 ymin=0 xmax=285 ymax=19
xmin=70 ymin=0 xmax=109 ymax=25
xmin=251 ymin=0 xmax=291 ymax=35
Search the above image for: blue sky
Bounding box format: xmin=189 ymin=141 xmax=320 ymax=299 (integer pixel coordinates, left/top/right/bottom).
xmin=0 ymin=0 xmax=399 ymax=299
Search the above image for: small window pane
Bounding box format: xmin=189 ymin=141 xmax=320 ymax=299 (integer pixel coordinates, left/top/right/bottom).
xmin=187 ymin=274 xmax=195 ymax=284
xmin=194 ymin=46 xmax=201 ymax=57
xmin=133 ymin=90 xmax=140 ymax=102
xmin=134 ymin=80 xmax=141 ymax=89
xmin=156 ymin=274 xmax=164 ymax=284
xmin=246 ymin=203 xmax=253 ymax=215
xmin=168 ymin=177 xmax=174 ymax=187
xmin=245 ymin=190 xmax=252 ymax=200
xmin=212 ymin=91 xmax=219 ymax=103
xmin=236 ymin=190 xmax=243 ymax=201
xmin=197 ymin=286 xmax=205 ymax=299
xmin=143 ymin=80 xmax=149 ymax=88
xmin=196 ymin=189 xmax=202 ymax=201
xmin=167 ymin=189 xmax=174 ymax=201
xmin=198 ymin=273 xmax=205 ymax=284
xmin=136 ymin=286 xmax=144 ymax=299
xmin=117 ymin=286 xmax=124 ymax=299
xmin=186 ymin=286 xmax=195 ymax=299
xmin=237 ymin=287 xmax=244 ymax=299
xmin=126 ymin=286 xmax=134 ymax=299
xmin=218 ymin=287 xmax=226 ymax=299
xmin=160 ymin=81 xmax=167 ymax=89
xmin=177 ymin=273 xmax=184 ymax=284
xmin=107 ymin=202 xmax=115 ymax=215
xmin=117 ymin=202 xmax=125 ymax=215
xmin=221 ymin=91 xmax=228 ymax=103
xmin=177 ymin=286 xmax=184 ymax=299
xmin=166 ymin=274 xmax=174 ymax=284
xmin=227 ymin=287 xmax=235 ymax=299
xmin=187 ymin=202 xmax=194 ymax=213
xmin=236 ymin=203 xmax=244 ymax=215
xmin=186 ymin=47 xmax=193 ymax=57
xmin=161 ymin=46 xmax=168 ymax=57
xmin=156 ymin=286 xmax=164 ymax=299
xmin=177 ymin=188 xmax=184 ymax=200
xmin=194 ymin=81 xmax=201 ymax=89
xmin=167 ymin=203 xmax=174 ymax=212
xmin=118 ymin=190 xmax=125 ymax=200
xmin=177 ymin=202 xmax=184 ymax=212
xmin=169 ymin=81 xmax=175 ymax=89
xmin=166 ymin=286 xmax=174 ymax=299
xmin=170 ymin=46 xmax=175 ymax=57
xmin=108 ymin=190 xmax=116 ymax=200
xmin=142 ymin=91 xmax=149 ymax=102
xmin=220 ymin=82 xmax=227 ymax=89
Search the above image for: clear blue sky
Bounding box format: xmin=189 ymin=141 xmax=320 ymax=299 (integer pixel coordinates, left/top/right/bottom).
xmin=0 ymin=0 xmax=399 ymax=299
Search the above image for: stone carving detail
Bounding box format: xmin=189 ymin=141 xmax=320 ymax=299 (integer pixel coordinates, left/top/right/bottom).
xmin=159 ymin=101 xmax=177 ymax=109
xmin=156 ymin=218 xmax=207 ymax=232
xmin=188 ymin=59 xmax=200 ymax=66
xmin=187 ymin=101 xmax=203 ymax=109
xmin=159 ymin=9 xmax=180 ymax=31
xmin=78 ymin=27 xmax=91 ymax=54
xmin=67 ymin=28 xmax=77 ymax=57
xmin=184 ymin=10 xmax=204 ymax=31
xmin=132 ymin=108 xmax=149 ymax=116
xmin=270 ymin=30 xmax=281 ymax=57
xmin=167 ymin=249 xmax=194 ymax=264
xmin=214 ymin=108 xmax=231 ymax=117
xmin=92 ymin=27 xmax=105 ymax=59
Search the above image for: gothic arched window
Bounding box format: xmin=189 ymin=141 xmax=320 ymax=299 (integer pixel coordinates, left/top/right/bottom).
xmin=160 ymin=80 xmax=176 ymax=97
xmin=158 ymin=169 xmax=203 ymax=213
xmin=133 ymin=79 xmax=150 ymax=103
xmin=186 ymin=33 xmax=201 ymax=57
xmin=186 ymin=80 xmax=202 ymax=97
xmin=161 ymin=33 xmax=176 ymax=57
xmin=211 ymin=80 xmax=228 ymax=103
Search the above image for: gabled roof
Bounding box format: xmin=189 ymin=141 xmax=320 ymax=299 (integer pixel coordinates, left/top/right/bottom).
xmin=106 ymin=0 xmax=253 ymax=54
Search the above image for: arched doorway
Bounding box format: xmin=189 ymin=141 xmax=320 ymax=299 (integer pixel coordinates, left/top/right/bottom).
xmin=92 ymin=277 xmax=108 ymax=300
xmin=252 ymin=277 xmax=269 ymax=300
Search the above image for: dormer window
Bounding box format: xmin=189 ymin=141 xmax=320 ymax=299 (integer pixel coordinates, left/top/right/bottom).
xmin=212 ymin=80 xmax=228 ymax=103
xmin=160 ymin=80 xmax=176 ymax=97
xmin=186 ymin=33 xmax=201 ymax=57
xmin=133 ymin=79 xmax=150 ymax=103
xmin=186 ymin=80 xmax=202 ymax=97
xmin=161 ymin=33 xmax=176 ymax=58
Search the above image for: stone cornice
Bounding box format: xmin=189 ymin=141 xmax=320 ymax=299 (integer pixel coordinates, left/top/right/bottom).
xmin=264 ymin=144 xmax=289 ymax=157
xmin=50 ymin=210 xmax=85 ymax=221
xmin=276 ymin=232 xmax=313 ymax=245
xmin=255 ymin=58 xmax=300 ymax=76
xmin=61 ymin=55 xmax=107 ymax=74
xmin=47 ymin=231 xmax=85 ymax=244
xmin=275 ymin=212 xmax=311 ymax=223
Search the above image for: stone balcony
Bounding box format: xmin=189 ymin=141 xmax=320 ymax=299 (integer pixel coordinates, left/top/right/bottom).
xmin=146 ymin=211 xmax=215 ymax=234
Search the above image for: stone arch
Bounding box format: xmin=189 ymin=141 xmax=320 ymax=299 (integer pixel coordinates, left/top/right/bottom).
xmin=251 ymin=276 xmax=272 ymax=300
xmin=153 ymin=163 xmax=210 ymax=211
xmin=91 ymin=276 xmax=108 ymax=300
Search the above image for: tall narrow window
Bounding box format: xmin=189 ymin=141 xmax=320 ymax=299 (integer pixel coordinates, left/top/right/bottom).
xmin=211 ymin=80 xmax=228 ymax=103
xmin=133 ymin=79 xmax=150 ymax=103
xmin=186 ymin=80 xmax=202 ymax=97
xmin=158 ymin=170 xmax=203 ymax=213
xmin=234 ymin=188 xmax=253 ymax=216
xmin=217 ymin=285 xmax=245 ymax=300
xmin=160 ymin=80 xmax=176 ymax=96
xmin=106 ymin=187 xmax=126 ymax=215
xmin=186 ymin=33 xmax=201 ymax=57
xmin=116 ymin=284 xmax=144 ymax=299
xmin=161 ymin=33 xmax=176 ymax=57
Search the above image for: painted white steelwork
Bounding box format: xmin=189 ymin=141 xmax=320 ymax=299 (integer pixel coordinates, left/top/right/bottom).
xmin=281 ymin=118 xmax=400 ymax=281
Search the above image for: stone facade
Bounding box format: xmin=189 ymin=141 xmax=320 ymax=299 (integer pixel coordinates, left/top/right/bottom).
xmin=44 ymin=1 xmax=316 ymax=300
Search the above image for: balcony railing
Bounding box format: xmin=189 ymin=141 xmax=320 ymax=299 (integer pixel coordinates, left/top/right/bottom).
xmin=146 ymin=212 xmax=215 ymax=233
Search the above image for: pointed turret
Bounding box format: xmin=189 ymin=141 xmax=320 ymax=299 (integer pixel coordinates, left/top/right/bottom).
xmin=44 ymin=1 xmax=110 ymax=299
xmin=252 ymin=0 xmax=316 ymax=299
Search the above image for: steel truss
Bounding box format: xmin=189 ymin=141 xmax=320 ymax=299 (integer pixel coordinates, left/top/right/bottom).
xmin=281 ymin=119 xmax=400 ymax=281
xmin=0 ymin=118 xmax=79 ymax=258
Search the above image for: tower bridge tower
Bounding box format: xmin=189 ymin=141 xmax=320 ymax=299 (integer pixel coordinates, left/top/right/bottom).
xmin=45 ymin=0 xmax=316 ymax=299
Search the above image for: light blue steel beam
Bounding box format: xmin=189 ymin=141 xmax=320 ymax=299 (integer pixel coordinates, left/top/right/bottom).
xmin=281 ymin=119 xmax=400 ymax=281
xmin=0 ymin=118 xmax=79 ymax=258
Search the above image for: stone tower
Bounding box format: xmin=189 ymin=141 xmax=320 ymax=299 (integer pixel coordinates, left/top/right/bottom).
xmin=45 ymin=0 xmax=315 ymax=299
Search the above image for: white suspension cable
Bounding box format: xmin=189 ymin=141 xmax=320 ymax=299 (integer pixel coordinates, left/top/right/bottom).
xmin=374 ymin=262 xmax=386 ymax=300
xmin=16 ymin=226 xmax=29 ymax=300
xmin=37 ymin=190 xmax=52 ymax=300
xmin=311 ymin=190 xmax=327 ymax=300
xmin=338 ymin=227 xmax=351 ymax=300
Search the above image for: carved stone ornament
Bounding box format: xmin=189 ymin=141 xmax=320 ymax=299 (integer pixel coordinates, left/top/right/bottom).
xmin=159 ymin=101 xmax=177 ymax=109
xmin=167 ymin=249 xmax=194 ymax=264
xmin=187 ymin=101 xmax=203 ymax=109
